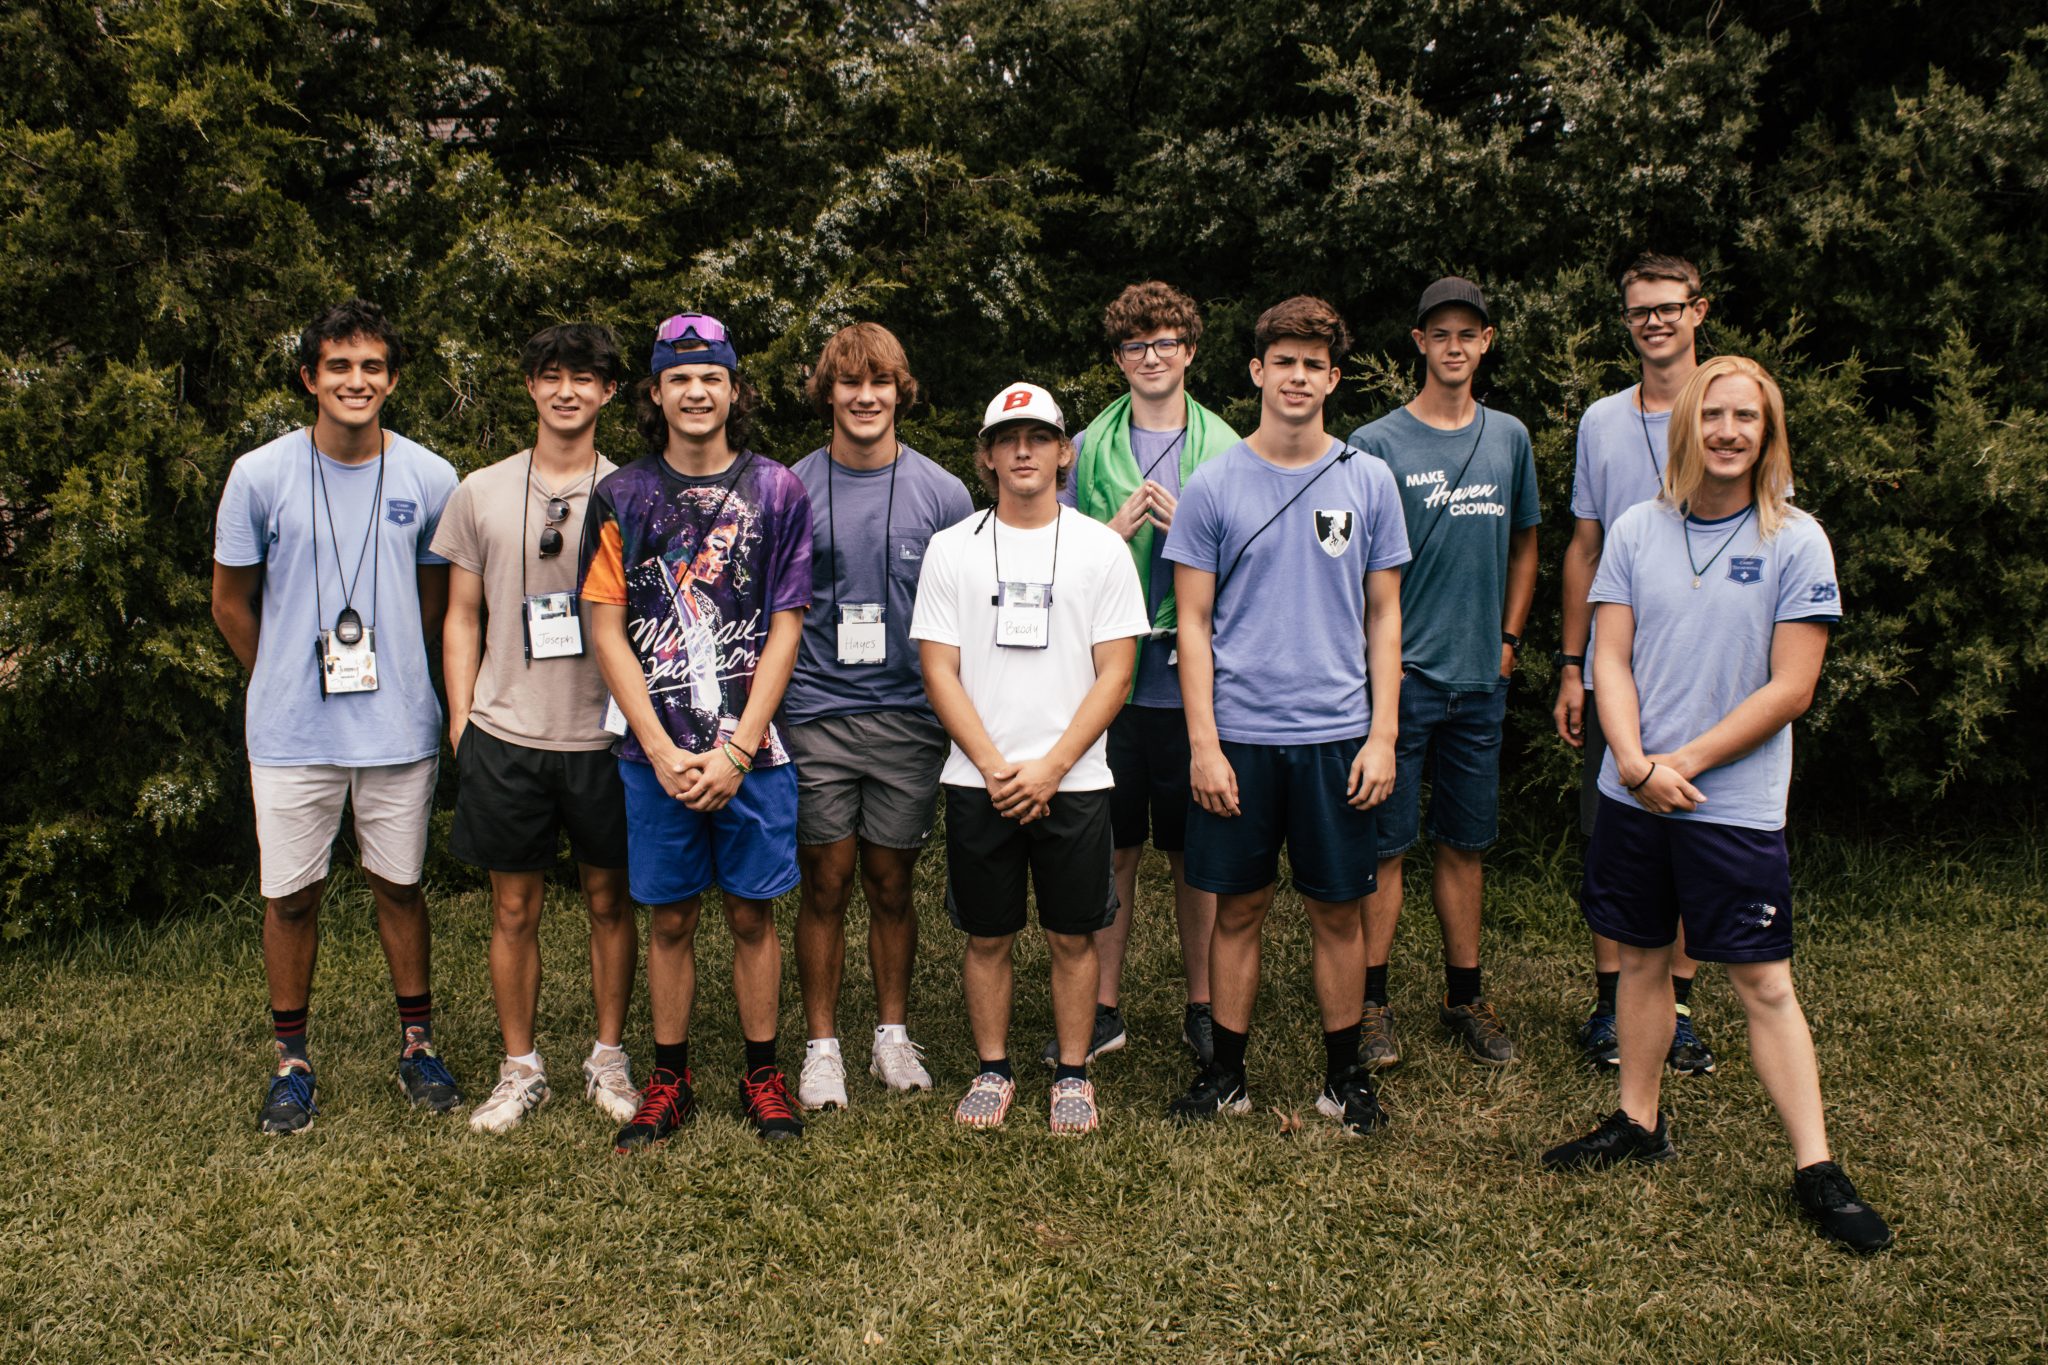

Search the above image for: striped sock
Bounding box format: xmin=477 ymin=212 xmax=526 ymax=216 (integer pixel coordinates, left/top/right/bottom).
xmin=271 ymin=1006 xmax=308 ymax=1058
xmin=396 ymin=991 xmax=433 ymax=1046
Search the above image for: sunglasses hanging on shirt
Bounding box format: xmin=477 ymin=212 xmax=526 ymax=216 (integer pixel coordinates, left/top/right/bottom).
xmin=520 ymin=452 xmax=601 ymax=663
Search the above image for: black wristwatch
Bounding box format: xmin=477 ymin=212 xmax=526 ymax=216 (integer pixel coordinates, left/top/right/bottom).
xmin=1551 ymin=650 xmax=1584 ymax=671
xmin=1501 ymin=631 xmax=1523 ymax=654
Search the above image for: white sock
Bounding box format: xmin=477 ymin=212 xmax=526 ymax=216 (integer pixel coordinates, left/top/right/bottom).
xmin=589 ymin=1040 xmax=625 ymax=1062
xmin=507 ymin=1050 xmax=542 ymax=1072
xmin=875 ymin=1024 xmax=909 ymax=1046
xmin=806 ymin=1037 xmax=841 ymax=1060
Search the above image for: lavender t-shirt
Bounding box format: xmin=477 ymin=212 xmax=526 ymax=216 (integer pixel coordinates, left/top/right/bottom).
xmin=1060 ymin=425 xmax=1189 ymax=708
xmin=1163 ymin=439 xmax=1410 ymax=745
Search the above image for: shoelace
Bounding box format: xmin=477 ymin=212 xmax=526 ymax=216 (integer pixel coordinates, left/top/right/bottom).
xmin=629 ymin=1077 xmax=682 ymax=1128
xmin=268 ymin=1065 xmax=315 ymax=1112
xmin=404 ymin=1048 xmax=457 ymax=1090
xmin=1464 ymin=1000 xmax=1509 ymax=1038
xmin=743 ymin=1069 xmax=796 ymax=1122
xmin=1802 ymin=1165 xmax=1862 ymax=1209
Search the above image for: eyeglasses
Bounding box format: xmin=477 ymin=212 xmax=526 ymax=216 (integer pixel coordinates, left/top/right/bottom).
xmin=1115 ymin=337 xmax=1186 ymax=361
xmin=1622 ymin=300 xmax=1700 ymax=328
xmin=656 ymin=313 xmax=730 ymax=344
xmin=538 ymin=497 xmax=571 ymax=558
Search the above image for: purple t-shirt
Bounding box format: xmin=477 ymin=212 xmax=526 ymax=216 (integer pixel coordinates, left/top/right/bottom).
xmin=783 ymin=444 xmax=974 ymax=727
xmin=580 ymin=451 xmax=812 ymax=767
xmin=1163 ymin=438 xmax=1411 ymax=744
xmin=1060 ymin=425 xmax=1189 ymax=708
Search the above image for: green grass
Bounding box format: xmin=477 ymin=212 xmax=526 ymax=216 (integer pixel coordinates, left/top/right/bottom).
xmin=3 ymin=825 xmax=2045 ymax=1361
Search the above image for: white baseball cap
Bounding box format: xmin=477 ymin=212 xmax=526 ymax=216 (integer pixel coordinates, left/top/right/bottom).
xmin=979 ymin=382 xmax=1066 ymax=436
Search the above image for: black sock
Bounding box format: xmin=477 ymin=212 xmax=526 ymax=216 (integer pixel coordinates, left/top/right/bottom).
xmin=1323 ymin=1023 xmax=1360 ymax=1085
xmin=1054 ymin=1063 xmax=1087 ymax=1083
xmin=271 ymin=1006 xmax=308 ymax=1059
xmin=654 ymin=1040 xmax=689 ymax=1077
xmin=743 ymin=1037 xmax=777 ymax=1074
xmin=1446 ymin=964 xmax=1482 ymax=1008
xmin=1596 ymin=971 xmax=1620 ymax=1010
xmin=1672 ymin=974 xmax=1695 ymax=1008
xmin=1212 ymin=1023 xmax=1249 ymax=1077
xmin=979 ymin=1056 xmax=1014 ymax=1081
xmin=1365 ymin=964 xmax=1390 ymax=1007
xmin=395 ymin=992 xmax=432 ymax=1045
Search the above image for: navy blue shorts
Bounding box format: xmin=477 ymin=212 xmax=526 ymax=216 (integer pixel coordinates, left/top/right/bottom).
xmin=1184 ymin=739 xmax=1379 ymax=903
xmin=619 ymin=758 xmax=800 ymax=906
xmin=1375 ymin=673 xmax=1509 ymax=858
xmin=1580 ymin=796 xmax=1794 ymax=963
xmin=1106 ymin=704 xmax=1192 ymax=852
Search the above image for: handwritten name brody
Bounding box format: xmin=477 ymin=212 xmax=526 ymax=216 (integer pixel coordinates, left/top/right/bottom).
xmin=1407 ymin=468 xmax=1506 ymax=517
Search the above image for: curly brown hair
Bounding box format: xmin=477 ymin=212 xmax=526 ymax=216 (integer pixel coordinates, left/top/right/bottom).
xmin=1252 ymin=295 xmax=1350 ymax=361
xmin=633 ymin=371 xmax=759 ymax=454
xmin=1102 ymin=281 xmax=1204 ymax=349
xmin=805 ymin=322 xmax=921 ymax=416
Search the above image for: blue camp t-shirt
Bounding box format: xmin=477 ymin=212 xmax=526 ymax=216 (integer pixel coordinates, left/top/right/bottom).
xmin=1060 ymin=425 xmax=1189 ymax=708
xmin=1571 ymin=388 xmax=1669 ymax=690
xmin=214 ymin=429 xmax=459 ymax=766
xmin=1590 ymin=501 xmax=1843 ymax=831
xmin=1164 ymin=438 xmax=1410 ymax=744
xmin=783 ymin=444 xmax=974 ymax=727
xmin=1348 ymin=405 xmax=1541 ymax=692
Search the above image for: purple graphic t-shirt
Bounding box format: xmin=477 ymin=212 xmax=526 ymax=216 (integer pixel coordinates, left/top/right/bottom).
xmin=581 ymin=451 xmax=813 ymax=767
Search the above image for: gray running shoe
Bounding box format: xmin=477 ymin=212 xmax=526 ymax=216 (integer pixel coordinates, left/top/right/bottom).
xmin=1360 ymin=1002 xmax=1402 ymax=1071
xmin=1181 ymin=1002 xmax=1215 ymax=1068
xmin=1039 ymin=1004 xmax=1127 ymax=1067
xmin=1439 ymin=996 xmax=1516 ymax=1065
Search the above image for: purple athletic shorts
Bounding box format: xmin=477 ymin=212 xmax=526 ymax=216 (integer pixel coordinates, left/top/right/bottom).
xmin=1581 ymin=796 xmax=1794 ymax=963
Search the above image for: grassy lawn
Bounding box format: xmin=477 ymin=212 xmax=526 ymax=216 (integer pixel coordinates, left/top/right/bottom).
xmin=3 ymin=821 xmax=2044 ymax=1361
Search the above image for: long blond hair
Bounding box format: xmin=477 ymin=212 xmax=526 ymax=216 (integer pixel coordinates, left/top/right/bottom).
xmin=1662 ymin=355 xmax=1796 ymax=539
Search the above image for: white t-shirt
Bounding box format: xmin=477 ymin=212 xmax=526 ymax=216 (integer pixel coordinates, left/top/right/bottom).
xmin=910 ymin=505 xmax=1149 ymax=791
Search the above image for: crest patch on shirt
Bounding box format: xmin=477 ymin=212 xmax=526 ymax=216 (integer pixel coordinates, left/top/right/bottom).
xmin=385 ymin=498 xmax=419 ymax=527
xmin=1313 ymin=510 xmax=1354 ymax=557
xmin=1726 ymin=555 xmax=1763 ymax=585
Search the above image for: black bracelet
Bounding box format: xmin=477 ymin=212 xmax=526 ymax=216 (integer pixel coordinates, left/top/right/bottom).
xmin=1502 ymin=630 xmax=1523 ymax=652
xmin=1625 ymin=761 xmax=1659 ymax=793
xmin=1552 ymin=651 xmax=1584 ymax=670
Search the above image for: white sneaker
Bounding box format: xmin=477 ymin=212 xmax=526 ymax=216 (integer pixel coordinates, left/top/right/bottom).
xmin=798 ymin=1049 xmax=849 ymax=1111
xmin=469 ymin=1058 xmax=550 ymax=1134
xmin=870 ymin=1036 xmax=933 ymax=1092
xmin=582 ymin=1047 xmax=640 ymax=1124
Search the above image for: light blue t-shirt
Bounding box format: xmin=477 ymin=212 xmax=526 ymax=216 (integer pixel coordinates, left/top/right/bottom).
xmin=1060 ymin=425 xmax=1188 ymax=708
xmin=1590 ymin=500 xmax=1843 ymax=830
xmin=1571 ymin=388 xmax=1668 ymax=690
xmin=783 ymin=444 xmax=975 ymax=727
xmin=214 ymin=429 xmax=458 ymax=766
xmin=1348 ymin=405 xmax=1541 ymax=692
xmin=1164 ymin=438 xmax=1411 ymax=745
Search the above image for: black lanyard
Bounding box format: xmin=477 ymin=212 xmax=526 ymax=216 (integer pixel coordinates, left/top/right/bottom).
xmin=308 ymin=430 xmax=384 ymax=633
xmin=978 ymin=503 xmax=1062 ymax=605
xmin=1213 ymin=448 xmax=1352 ymax=602
xmin=1637 ymin=386 xmax=1666 ymax=487
xmin=826 ymin=444 xmax=901 ymax=615
xmin=660 ymin=452 xmax=751 ymax=636
xmin=519 ymin=448 xmax=601 ymax=665
xmin=1683 ymin=504 xmax=1755 ymax=587
xmin=1404 ymin=404 xmax=1487 ymax=567
xmin=1138 ymin=426 xmax=1188 ymax=484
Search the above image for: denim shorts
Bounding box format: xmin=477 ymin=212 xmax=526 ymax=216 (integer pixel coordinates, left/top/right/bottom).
xmin=1374 ymin=673 xmax=1509 ymax=859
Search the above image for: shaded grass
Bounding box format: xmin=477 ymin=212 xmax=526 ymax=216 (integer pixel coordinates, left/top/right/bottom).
xmin=2 ymin=827 xmax=2044 ymax=1361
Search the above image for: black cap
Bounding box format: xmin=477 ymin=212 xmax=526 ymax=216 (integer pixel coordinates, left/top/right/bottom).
xmin=1416 ymin=276 xmax=1489 ymax=327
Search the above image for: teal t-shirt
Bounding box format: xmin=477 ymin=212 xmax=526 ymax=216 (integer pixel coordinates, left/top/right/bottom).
xmin=1348 ymin=405 xmax=1541 ymax=692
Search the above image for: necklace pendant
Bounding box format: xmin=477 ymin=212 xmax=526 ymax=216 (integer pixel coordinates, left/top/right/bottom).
xmin=1691 ymin=576 xmax=1701 ymax=590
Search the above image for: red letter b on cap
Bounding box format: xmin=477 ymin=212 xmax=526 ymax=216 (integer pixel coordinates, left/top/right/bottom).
xmin=1003 ymin=389 xmax=1030 ymax=411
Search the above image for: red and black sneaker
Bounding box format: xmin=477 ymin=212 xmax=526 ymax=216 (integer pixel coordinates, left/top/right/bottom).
xmin=612 ymin=1067 xmax=694 ymax=1153
xmin=739 ymin=1065 xmax=805 ymax=1142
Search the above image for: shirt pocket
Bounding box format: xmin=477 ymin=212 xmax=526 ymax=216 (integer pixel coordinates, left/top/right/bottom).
xmin=887 ymin=533 xmax=926 ymax=587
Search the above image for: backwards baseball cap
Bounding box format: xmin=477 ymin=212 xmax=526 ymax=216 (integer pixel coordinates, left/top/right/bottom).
xmin=650 ymin=312 xmax=739 ymax=377
xmin=979 ymin=382 xmax=1065 ymax=436
xmin=1415 ymin=277 xmax=1489 ymax=327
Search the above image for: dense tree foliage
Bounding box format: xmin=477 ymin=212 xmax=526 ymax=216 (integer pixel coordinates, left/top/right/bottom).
xmin=1 ymin=1 xmax=2042 ymax=929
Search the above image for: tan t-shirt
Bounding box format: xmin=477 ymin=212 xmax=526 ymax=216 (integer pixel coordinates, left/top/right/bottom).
xmin=431 ymin=449 xmax=617 ymax=751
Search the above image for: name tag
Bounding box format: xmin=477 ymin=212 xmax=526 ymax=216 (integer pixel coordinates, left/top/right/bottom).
xmin=602 ymin=695 xmax=628 ymax=736
xmin=836 ymin=602 xmax=886 ymax=665
xmin=318 ymin=628 xmax=379 ymax=695
xmin=994 ymin=581 xmax=1051 ymax=650
xmin=525 ymin=591 xmax=584 ymax=659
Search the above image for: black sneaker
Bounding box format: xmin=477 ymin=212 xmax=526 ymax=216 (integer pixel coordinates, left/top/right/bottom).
xmin=1794 ymin=1161 xmax=1894 ymax=1254
xmin=1315 ymin=1066 xmax=1388 ymax=1136
xmin=740 ymin=1066 xmax=805 ymax=1141
xmin=259 ymin=1046 xmax=318 ymax=1135
xmin=1167 ymin=1067 xmax=1250 ymax=1125
xmin=1039 ymin=1004 xmax=1128 ymax=1068
xmin=396 ymin=1027 xmax=463 ymax=1112
xmin=1360 ymin=1002 xmax=1401 ymax=1071
xmin=1440 ymin=995 xmax=1516 ymax=1065
xmin=1578 ymin=1004 xmax=1621 ymax=1068
xmin=1181 ymin=1002 xmax=1215 ymax=1068
xmin=613 ymin=1067 xmax=695 ymax=1152
xmin=1542 ymin=1109 xmax=1674 ymax=1169
xmin=1667 ymin=1004 xmax=1717 ymax=1075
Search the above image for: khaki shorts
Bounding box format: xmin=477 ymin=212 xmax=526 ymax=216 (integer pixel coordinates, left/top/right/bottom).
xmin=783 ymin=710 xmax=948 ymax=849
xmin=249 ymin=758 xmax=439 ymax=897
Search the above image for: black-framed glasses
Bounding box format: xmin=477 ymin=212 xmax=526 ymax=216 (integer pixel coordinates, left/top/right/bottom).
xmin=1622 ymin=299 xmax=1700 ymax=328
xmin=1116 ymin=337 xmax=1186 ymax=361
xmin=538 ymin=497 xmax=571 ymax=558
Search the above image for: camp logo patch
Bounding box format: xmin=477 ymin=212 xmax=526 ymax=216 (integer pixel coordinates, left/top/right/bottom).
xmin=385 ymin=498 xmax=419 ymax=527
xmin=1726 ymin=555 xmax=1764 ymax=586
xmin=1313 ymin=510 xmax=1354 ymax=557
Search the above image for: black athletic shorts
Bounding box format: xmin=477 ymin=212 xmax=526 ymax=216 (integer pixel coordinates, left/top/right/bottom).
xmin=942 ymin=785 xmax=1118 ymax=938
xmin=450 ymin=725 xmax=629 ymax=872
xmin=1106 ymin=704 xmax=1192 ymax=852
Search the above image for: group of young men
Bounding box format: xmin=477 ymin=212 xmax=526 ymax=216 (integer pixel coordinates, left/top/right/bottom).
xmin=210 ymin=255 xmax=1889 ymax=1253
